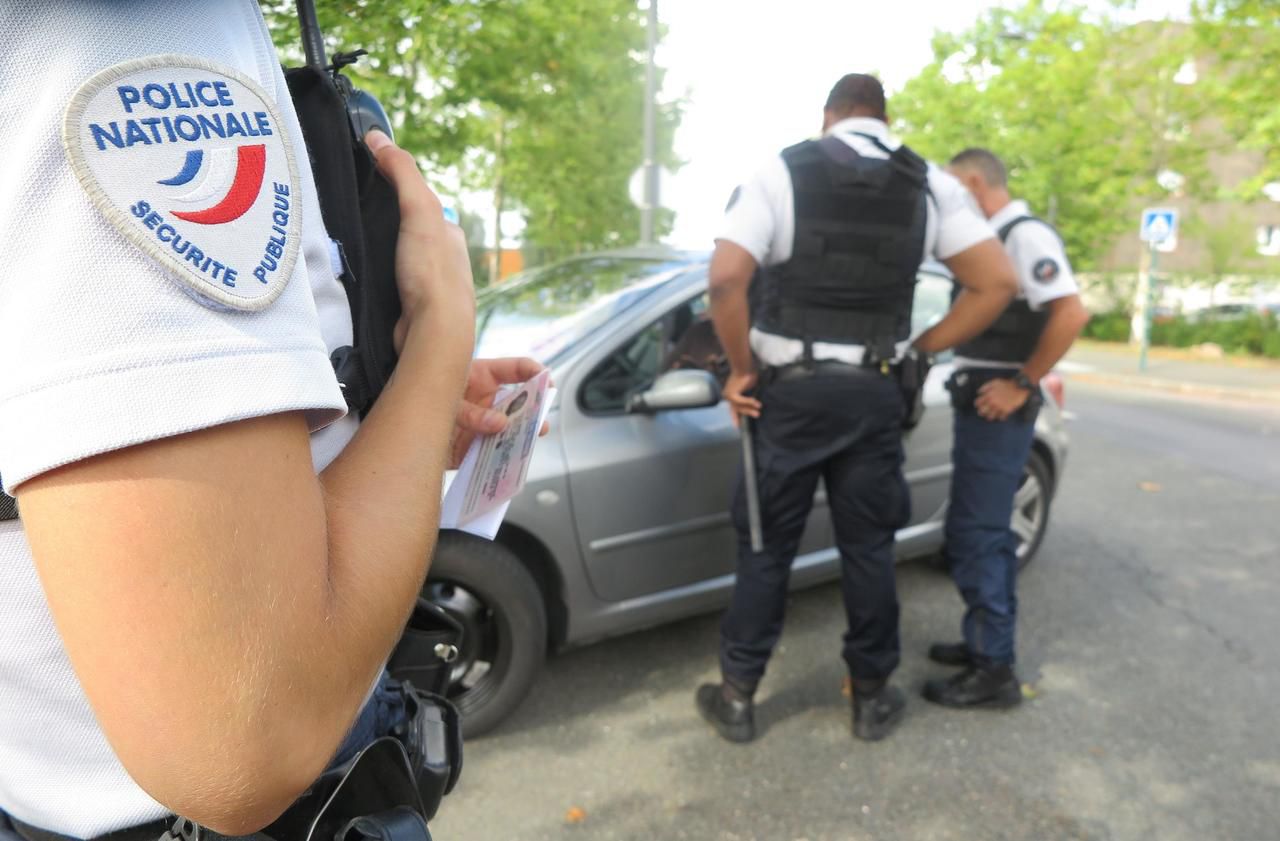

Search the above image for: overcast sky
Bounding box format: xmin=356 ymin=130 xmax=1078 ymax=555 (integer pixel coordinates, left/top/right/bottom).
xmin=656 ymin=0 xmax=1190 ymax=249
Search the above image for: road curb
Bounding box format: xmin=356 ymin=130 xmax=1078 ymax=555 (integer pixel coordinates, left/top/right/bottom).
xmin=1066 ymin=371 xmax=1280 ymax=404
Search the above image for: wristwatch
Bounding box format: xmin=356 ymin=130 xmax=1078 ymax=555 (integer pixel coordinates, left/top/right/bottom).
xmin=1013 ymin=372 xmax=1035 ymax=392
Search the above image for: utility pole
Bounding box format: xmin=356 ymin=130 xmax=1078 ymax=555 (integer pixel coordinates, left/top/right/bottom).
xmin=640 ymin=0 xmax=658 ymax=245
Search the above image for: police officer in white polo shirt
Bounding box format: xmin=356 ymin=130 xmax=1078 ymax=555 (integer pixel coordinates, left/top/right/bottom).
xmin=0 ymin=2 xmax=540 ymax=839
xmin=921 ymin=148 xmax=1089 ymax=709
xmin=695 ymin=74 xmax=1019 ymax=743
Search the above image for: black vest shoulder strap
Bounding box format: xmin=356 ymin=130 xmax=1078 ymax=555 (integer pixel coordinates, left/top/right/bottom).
xmin=997 ymin=214 xmax=1062 ymax=245
xmin=847 ymin=132 xmax=936 ymax=212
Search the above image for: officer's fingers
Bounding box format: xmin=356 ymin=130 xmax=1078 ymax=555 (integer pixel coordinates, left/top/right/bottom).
xmin=456 ymin=400 xmax=509 ymax=435
xmin=366 ymin=130 xmax=445 ymax=237
xmin=473 ymin=357 xmax=547 ymax=387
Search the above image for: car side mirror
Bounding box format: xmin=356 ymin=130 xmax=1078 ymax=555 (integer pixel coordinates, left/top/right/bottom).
xmin=626 ymin=369 xmax=721 ymax=414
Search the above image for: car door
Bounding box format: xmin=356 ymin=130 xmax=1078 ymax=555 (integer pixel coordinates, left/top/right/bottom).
xmin=900 ymin=271 xmax=958 ymax=530
xmin=561 ymin=288 xmax=831 ymax=604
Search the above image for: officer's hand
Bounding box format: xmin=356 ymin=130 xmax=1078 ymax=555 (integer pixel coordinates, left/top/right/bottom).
xmin=975 ymin=378 xmax=1030 ymax=422
xmin=450 ymin=357 xmax=552 ymax=468
xmin=366 ymin=129 xmax=475 ymax=353
xmin=724 ymin=369 xmax=762 ymax=426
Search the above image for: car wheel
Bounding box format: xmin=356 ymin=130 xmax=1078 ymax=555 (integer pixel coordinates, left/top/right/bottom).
xmin=423 ymin=531 xmax=547 ymax=736
xmin=1013 ymin=450 xmax=1052 ymax=569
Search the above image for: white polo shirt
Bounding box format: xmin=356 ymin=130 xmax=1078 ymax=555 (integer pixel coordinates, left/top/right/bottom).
xmin=716 ymin=117 xmax=995 ymax=366
xmin=954 ymin=199 xmax=1080 ymax=370
xmin=0 ymin=2 xmax=356 ymax=835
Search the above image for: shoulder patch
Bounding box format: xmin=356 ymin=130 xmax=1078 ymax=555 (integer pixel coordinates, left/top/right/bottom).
xmin=62 ymin=54 xmax=301 ymax=312
xmin=1032 ymin=257 xmax=1060 ymax=284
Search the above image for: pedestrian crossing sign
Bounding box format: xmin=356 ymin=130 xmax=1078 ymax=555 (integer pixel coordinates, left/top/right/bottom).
xmin=1140 ymin=208 xmax=1178 ymax=244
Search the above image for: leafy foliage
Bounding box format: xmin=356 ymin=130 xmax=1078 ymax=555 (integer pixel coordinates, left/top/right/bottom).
xmin=892 ymin=1 xmax=1209 ymax=271
xmin=1193 ymin=0 xmax=1280 ymax=194
xmin=1086 ymin=308 xmax=1280 ymax=357
xmin=260 ymin=1 xmax=681 ymax=260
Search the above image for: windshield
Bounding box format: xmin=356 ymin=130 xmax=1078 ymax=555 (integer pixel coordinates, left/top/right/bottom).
xmin=475 ymin=256 xmax=696 ymax=362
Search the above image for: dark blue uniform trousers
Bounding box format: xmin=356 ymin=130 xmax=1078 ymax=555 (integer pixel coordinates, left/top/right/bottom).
xmin=945 ymin=391 xmax=1039 ymax=666
xmin=720 ymin=369 xmax=911 ymax=689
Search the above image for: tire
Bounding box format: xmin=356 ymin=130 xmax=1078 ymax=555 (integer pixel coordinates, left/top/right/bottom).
xmin=421 ymin=531 xmax=547 ymax=736
xmin=1013 ymin=449 xmax=1053 ymax=570
xmin=927 ymin=448 xmax=1053 ymax=573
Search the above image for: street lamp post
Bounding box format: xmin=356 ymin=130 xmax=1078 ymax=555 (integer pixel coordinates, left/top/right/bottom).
xmin=1140 ymin=242 xmax=1159 ymax=372
xmin=640 ymin=0 xmax=658 ymax=245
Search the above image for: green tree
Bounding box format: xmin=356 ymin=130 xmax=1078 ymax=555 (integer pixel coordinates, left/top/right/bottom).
xmin=260 ymin=1 xmax=681 ymax=262
xmin=1193 ymin=1 xmax=1280 ymax=194
xmin=892 ymin=1 xmax=1207 ymax=271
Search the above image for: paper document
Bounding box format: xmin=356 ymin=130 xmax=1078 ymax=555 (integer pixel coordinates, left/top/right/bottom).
xmin=441 ymin=370 xmax=554 ymax=540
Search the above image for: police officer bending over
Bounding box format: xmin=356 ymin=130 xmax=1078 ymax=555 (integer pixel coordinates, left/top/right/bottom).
xmin=923 ymin=148 xmax=1089 ymax=708
xmin=0 ymin=2 xmax=541 ymax=838
xmin=696 ymin=74 xmax=1018 ymax=743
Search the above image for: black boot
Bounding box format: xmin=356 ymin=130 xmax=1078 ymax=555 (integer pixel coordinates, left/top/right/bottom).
xmin=696 ymin=681 xmax=755 ymax=743
xmin=922 ymin=663 xmax=1022 ymax=709
xmin=928 ymin=641 xmax=973 ymax=667
xmin=851 ymin=679 xmax=906 ymax=742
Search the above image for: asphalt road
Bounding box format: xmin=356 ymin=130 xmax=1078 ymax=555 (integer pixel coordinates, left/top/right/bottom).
xmin=433 ymin=384 xmax=1280 ymax=841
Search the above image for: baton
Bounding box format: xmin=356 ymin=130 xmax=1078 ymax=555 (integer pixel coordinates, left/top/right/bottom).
xmin=740 ymin=414 xmax=764 ymax=554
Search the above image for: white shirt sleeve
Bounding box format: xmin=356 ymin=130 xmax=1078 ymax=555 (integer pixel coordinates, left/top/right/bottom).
xmin=1007 ymin=221 xmax=1079 ymax=310
xmin=926 ymin=167 xmax=996 ymax=261
xmin=0 ymin=32 xmax=346 ymax=492
xmin=716 ymin=155 xmax=792 ymax=266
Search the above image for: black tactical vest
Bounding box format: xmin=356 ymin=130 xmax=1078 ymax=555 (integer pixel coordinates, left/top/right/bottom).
xmin=754 ymin=133 xmax=929 ymax=361
xmin=952 ymin=215 xmax=1058 ymax=363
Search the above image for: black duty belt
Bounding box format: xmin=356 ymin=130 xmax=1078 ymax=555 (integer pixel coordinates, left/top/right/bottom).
xmin=771 ymin=360 xmax=884 ymax=383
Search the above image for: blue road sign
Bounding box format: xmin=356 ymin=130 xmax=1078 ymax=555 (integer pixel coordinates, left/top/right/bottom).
xmin=1140 ymin=207 xmax=1178 ymax=244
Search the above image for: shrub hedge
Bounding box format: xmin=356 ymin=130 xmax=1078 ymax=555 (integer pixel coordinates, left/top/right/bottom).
xmin=1082 ymin=310 xmax=1280 ymax=358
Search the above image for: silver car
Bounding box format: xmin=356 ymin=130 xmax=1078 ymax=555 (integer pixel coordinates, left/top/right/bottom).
xmin=421 ymin=248 xmax=1069 ymax=735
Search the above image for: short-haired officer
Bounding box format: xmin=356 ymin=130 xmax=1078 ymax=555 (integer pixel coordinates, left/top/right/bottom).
xmin=0 ymin=2 xmax=539 ymax=837
xmin=695 ymin=74 xmax=1019 ymax=743
xmin=923 ymin=147 xmax=1090 ymax=708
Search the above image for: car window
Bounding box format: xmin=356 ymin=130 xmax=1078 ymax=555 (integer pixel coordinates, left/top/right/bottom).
xmin=580 ymin=293 xmax=718 ymax=414
xmin=912 ymin=272 xmax=953 ymax=336
xmin=913 ymin=271 xmax=956 ymax=362
xmin=474 ymin=257 xmax=696 ymax=363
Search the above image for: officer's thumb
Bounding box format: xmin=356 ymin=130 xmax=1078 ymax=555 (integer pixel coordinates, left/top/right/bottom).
xmin=365 ymin=128 xmax=393 ymax=155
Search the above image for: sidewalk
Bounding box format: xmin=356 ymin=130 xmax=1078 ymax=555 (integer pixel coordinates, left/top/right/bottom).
xmin=1059 ymin=340 xmax=1280 ymax=404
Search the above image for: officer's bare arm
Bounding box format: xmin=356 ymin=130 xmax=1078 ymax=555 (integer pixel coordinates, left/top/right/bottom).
xmin=708 ymin=239 xmax=758 ymax=376
xmin=16 ymin=139 xmax=474 ymax=834
xmin=915 ymin=239 xmax=1018 ymax=353
xmin=1021 ymin=294 xmax=1090 ymax=382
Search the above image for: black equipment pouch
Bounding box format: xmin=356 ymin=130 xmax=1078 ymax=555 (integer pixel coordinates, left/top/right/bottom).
xmin=283 ymin=57 xmax=402 ymax=416
xmin=391 ymin=683 xmax=464 ymax=820
xmin=890 ymin=349 xmax=933 ymax=430
xmin=269 ymin=738 xmax=430 ymax=841
xmin=946 ymin=369 xmax=1042 ymax=424
xmin=387 ymin=598 xmax=463 ymax=697
xmin=385 ymin=599 xmax=465 ymax=818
